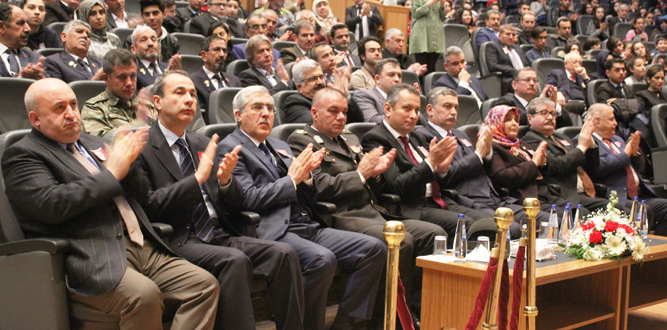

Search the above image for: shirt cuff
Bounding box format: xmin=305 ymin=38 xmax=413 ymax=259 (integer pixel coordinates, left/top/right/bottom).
xmin=356 ymin=170 xmax=367 ymax=184
xmin=458 ymin=81 xmax=470 ymax=89
xmin=218 ymin=176 xmax=232 ymax=192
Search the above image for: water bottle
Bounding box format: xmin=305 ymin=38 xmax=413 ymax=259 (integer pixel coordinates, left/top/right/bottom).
xmin=639 ymin=200 xmax=649 ymax=239
xmin=547 ymin=205 xmax=559 ymax=244
xmin=573 ymin=204 xmax=583 ymax=230
xmin=453 ymin=214 xmax=467 ymax=263
xmin=559 ymin=204 xmax=571 ymax=245
xmin=506 ymin=228 xmax=512 ymax=262
xmin=629 ymin=197 xmax=639 ymax=228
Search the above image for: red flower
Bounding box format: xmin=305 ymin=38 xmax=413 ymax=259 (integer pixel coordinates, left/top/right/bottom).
xmin=589 ymin=231 xmax=603 ymax=244
xmin=620 ymin=224 xmax=635 ymax=235
xmin=604 ymin=221 xmax=619 ymax=233
xmin=582 ymin=221 xmax=595 ymax=231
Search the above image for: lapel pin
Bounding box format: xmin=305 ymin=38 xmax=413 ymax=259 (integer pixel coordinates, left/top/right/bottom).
xmin=69 ymin=61 xmax=76 ymax=68
xmin=313 ymin=135 xmax=324 ymax=144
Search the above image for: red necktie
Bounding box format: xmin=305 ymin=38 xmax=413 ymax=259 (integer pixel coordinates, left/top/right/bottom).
xmin=604 ymin=139 xmax=638 ymax=199
xmin=398 ymin=136 xmax=448 ymax=209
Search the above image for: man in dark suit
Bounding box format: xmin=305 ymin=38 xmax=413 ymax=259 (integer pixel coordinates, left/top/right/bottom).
xmin=487 ymin=24 xmax=529 ymax=95
xmin=122 ymin=0 xmax=180 ymax=63
xmin=188 ymin=0 xmax=225 ymax=36
xmin=130 ymin=25 xmax=181 ymax=91
xmin=283 ymin=59 xmax=326 ymax=124
xmin=574 ymin=104 xmax=667 ymax=235
xmin=545 ymin=52 xmax=589 ymax=106
xmin=517 ymin=11 xmax=535 ymax=45
xmin=191 ymin=36 xmax=242 ymax=114
xmin=287 ymin=87 xmax=445 ymax=326
xmin=45 ymin=20 xmax=103 ymax=83
xmin=330 ymin=24 xmax=362 ymax=67
xmin=218 ymin=86 xmax=386 ymax=330
xmin=382 ymin=28 xmax=426 ymax=75
xmin=433 ymin=46 xmax=488 ymax=107
xmin=608 ymin=4 xmax=630 ymax=34
xmin=239 ymin=34 xmax=290 ymax=95
xmin=175 ymin=0 xmax=203 ymax=27
xmin=230 ymin=14 xmax=281 ymax=67
xmin=280 ymin=21 xmax=315 ymax=65
xmin=353 ymin=58 xmax=402 ymax=123
xmin=2 ymin=78 xmax=219 ymax=329
xmin=546 ymin=18 xmax=578 ymax=51
xmin=104 ymin=0 xmax=129 ymax=30
xmin=475 ymin=9 xmax=501 ymax=49
xmin=130 ymin=71 xmax=305 ymax=330
xmin=345 ymin=0 xmax=383 ymax=40
xmin=43 ymin=0 xmax=76 ymax=26
xmin=0 ymin=3 xmax=45 ymax=79
xmin=361 ymin=84 xmax=494 ymax=238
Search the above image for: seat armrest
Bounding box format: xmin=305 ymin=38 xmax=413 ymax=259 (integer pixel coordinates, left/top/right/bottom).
xmin=377 ymin=193 xmax=401 ymax=205
xmin=151 ymin=223 xmax=173 ymax=238
xmin=237 ymin=211 xmax=261 ymax=226
xmin=442 ymin=189 xmax=459 ymax=200
xmin=594 ymin=183 xmax=607 ymax=197
xmin=548 ymin=184 xmax=562 ymax=193
xmin=315 ymin=202 xmax=337 ymax=214
xmin=480 ymin=72 xmax=502 ymax=80
xmin=0 ymin=238 xmax=69 ymax=256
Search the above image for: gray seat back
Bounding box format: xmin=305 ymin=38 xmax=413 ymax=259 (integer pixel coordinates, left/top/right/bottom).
xmin=0 ymin=78 xmax=35 ymax=134
xmin=208 ymin=87 xmax=243 ymax=124
xmin=69 ymin=80 xmax=108 ymax=111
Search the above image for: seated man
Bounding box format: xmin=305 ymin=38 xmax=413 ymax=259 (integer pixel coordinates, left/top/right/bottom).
xmin=218 ymin=86 xmax=386 ymax=330
xmin=81 ymin=49 xmax=154 ymax=137
xmin=238 ymin=34 xmax=290 ymax=95
xmin=475 ymin=9 xmax=501 ymax=49
xmin=382 ymin=28 xmax=426 ymax=75
xmin=574 ymin=104 xmax=667 ymax=236
xmin=361 ymin=84 xmax=494 ymax=238
xmin=517 ymin=11 xmax=535 ymax=45
xmin=546 ymin=17 xmax=578 ymax=51
xmin=287 ymin=87 xmax=445 ymax=325
xmin=309 ymin=42 xmax=351 ymax=95
xmin=280 ymin=21 xmax=315 ymax=65
xmin=545 ymin=52 xmax=589 ymax=105
xmin=433 ymin=46 xmax=488 ymax=107
xmin=2 ymin=78 xmax=219 ymax=329
xmin=0 ymin=3 xmax=44 ymax=79
xmin=188 ymin=0 xmax=226 ymax=37
xmin=330 ymin=24 xmax=362 ymax=67
xmin=23 ymin=0 xmax=62 ymax=51
xmin=190 ymin=36 xmax=242 ymax=113
xmin=129 ymin=71 xmax=305 ymax=330
xmin=104 ymin=0 xmax=129 ymax=30
xmin=487 ymin=24 xmax=529 ymax=95
xmin=253 ymin=0 xmax=296 ymax=27
xmin=43 ymin=0 xmax=77 ymax=26
xmin=283 ymin=59 xmax=326 ymax=124
xmin=524 ymin=27 xmax=552 ymax=66
xmin=45 ymin=20 xmax=103 ymax=83
xmin=175 ymin=0 xmax=203 ymax=27
xmin=353 ymin=58 xmax=402 ymax=123
xmin=230 ymin=14 xmax=281 ymax=67
xmin=349 ymin=36 xmax=383 ymax=91
xmin=130 ymin=25 xmax=182 ymax=91
xmin=122 ymin=0 xmax=180 ymax=63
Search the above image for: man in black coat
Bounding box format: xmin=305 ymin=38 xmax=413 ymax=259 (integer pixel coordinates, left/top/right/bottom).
xmin=345 ymin=0 xmax=383 ymax=40
xmin=0 ymin=3 xmax=45 ymax=79
xmin=45 ymin=20 xmax=103 ymax=83
xmin=130 ymin=25 xmax=181 ymax=91
xmin=486 ymin=24 xmax=529 ymax=95
xmin=104 ymin=0 xmax=129 ymax=30
xmin=190 ymin=36 xmax=242 ymax=114
xmin=122 ymin=0 xmax=180 ymax=63
xmin=283 ymin=59 xmax=326 ymax=124
xmin=188 ymin=0 xmax=225 ymax=36
xmin=175 ymin=0 xmax=203 ymax=27
xmin=43 ymin=0 xmax=76 ymax=26
xmin=239 ymin=34 xmax=290 ymax=95
xmin=433 ymin=46 xmax=488 ymax=107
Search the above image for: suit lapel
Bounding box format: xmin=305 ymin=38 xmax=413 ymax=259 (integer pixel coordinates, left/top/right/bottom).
xmin=150 ymin=125 xmax=185 ymax=181
xmin=252 ymin=67 xmax=273 ymax=87
xmin=234 ymin=129 xmax=281 ymax=179
xmin=197 ymin=68 xmax=217 ymax=93
xmin=62 ymin=52 xmax=90 ymax=79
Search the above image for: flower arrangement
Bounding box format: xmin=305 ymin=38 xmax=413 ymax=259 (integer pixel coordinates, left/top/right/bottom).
xmin=563 ymin=191 xmax=648 ymax=262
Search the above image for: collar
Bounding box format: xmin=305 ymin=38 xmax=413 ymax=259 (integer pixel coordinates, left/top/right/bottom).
xmin=60 ymin=0 xmax=71 ymax=9
xmin=158 ymin=119 xmax=186 ymax=148
xmin=566 ymin=70 xmax=576 ymax=81
xmin=67 ymin=51 xmax=86 ymax=63
xmin=140 ymin=58 xmax=158 ymax=70
xmin=0 ymin=42 xmax=14 ymax=55
xmin=310 ymin=125 xmax=336 ymax=141
xmin=58 ymin=139 xmax=83 ymax=151
xmin=515 ymin=94 xmax=529 ymax=107
xmin=104 ymin=88 xmax=136 ymax=108
xmin=203 ymin=66 xmax=220 ymax=79
xmin=609 ymin=81 xmax=622 ymax=89
xmin=375 ymin=86 xmax=387 ymax=99
xmin=296 ymin=44 xmax=307 ymax=56
xmin=240 ymin=129 xmax=262 ymax=147
xmin=428 ymin=122 xmax=451 ymax=138
xmin=382 ymin=119 xmax=407 ymax=141
xmin=111 ymin=11 xmax=126 ymax=21
xmin=256 ymin=66 xmax=274 ymax=77
xmin=157 ymin=26 xmax=169 ymax=40
xmin=188 ymin=7 xmax=199 ymax=16
xmin=593 ymin=132 xmax=612 ymax=146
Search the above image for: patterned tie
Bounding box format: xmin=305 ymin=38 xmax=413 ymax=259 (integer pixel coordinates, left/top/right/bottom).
xmin=67 ymin=143 xmax=144 ymax=246
xmin=550 ymin=136 xmax=596 ymax=198
xmin=212 ymin=74 xmax=225 ymax=88
xmin=77 ymin=59 xmax=92 ymax=79
xmin=398 ymin=136 xmax=448 ymax=209
xmin=258 ymin=142 xmax=276 ymax=167
xmin=175 ymin=138 xmax=215 ymax=242
xmin=507 ymin=47 xmax=524 ymax=69
xmin=149 ymin=62 xmax=158 ymax=77
xmin=603 ymin=138 xmax=638 ymax=199
xmin=6 ymin=49 xmax=20 ymax=76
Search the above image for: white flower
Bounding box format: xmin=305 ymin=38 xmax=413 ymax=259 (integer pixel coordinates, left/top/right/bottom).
xmin=583 ymin=247 xmax=604 ymax=261
xmin=631 ymin=238 xmax=647 ymax=262
xmin=602 ymin=235 xmax=627 ymax=256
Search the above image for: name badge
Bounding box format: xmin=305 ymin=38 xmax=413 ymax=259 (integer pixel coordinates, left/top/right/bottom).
xmin=559 ymin=139 xmax=571 ymax=146
xmin=276 ymin=149 xmax=292 ymax=158
xmin=418 ymin=146 xmax=430 ymax=157
xmin=349 ymin=145 xmax=361 ymax=153
xmin=460 ymin=138 xmax=473 ymax=147
xmin=614 ymin=141 xmax=622 ymax=148
xmin=91 ymin=148 xmax=108 ymax=161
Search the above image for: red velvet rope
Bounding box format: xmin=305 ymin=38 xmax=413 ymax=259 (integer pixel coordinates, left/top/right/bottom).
xmin=509 ymin=246 xmax=526 ymax=330
xmin=497 ymin=261 xmax=510 ymax=330
xmin=396 ymin=277 xmax=415 ymax=330
xmin=465 ymin=257 xmax=499 ymax=330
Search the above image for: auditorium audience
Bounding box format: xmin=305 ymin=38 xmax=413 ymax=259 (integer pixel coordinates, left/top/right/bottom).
xmin=230 ymin=13 xmax=281 ymax=66
xmin=103 ymin=0 xmax=128 ymax=30
xmin=637 ymin=65 xmax=667 ymax=123
xmin=353 ymin=58 xmax=402 ymax=122
xmin=280 ymin=20 xmax=315 ymax=65
xmin=545 ymin=52 xmax=589 ymax=103
xmin=239 ymin=34 xmax=290 ymax=94
xmin=253 ymin=0 xmax=295 ymax=27
xmin=283 ymin=59 xmax=325 ymax=124
xmin=525 ymin=26 xmax=552 ymax=66
xmin=587 ymin=6 xmax=609 ymax=40
xmin=433 ymin=46 xmax=488 ymax=107
xmin=130 ymin=25 xmax=182 ymax=91
xmin=350 ymin=36 xmax=382 ymax=91
xmin=43 ymin=0 xmax=78 ymax=26
xmin=345 ymin=0 xmax=383 ymax=39
xmin=190 ymin=35 xmax=242 ymax=112
xmin=188 ymin=0 xmax=227 ymax=37
xmin=175 ymin=0 xmax=203 ymax=27
xmin=124 ymin=0 xmax=180 ymax=63
xmin=624 ymin=56 xmax=647 ymax=86
xmin=487 ymin=24 xmax=529 ymax=95
xmin=312 ymin=0 xmax=338 ymax=33
xmin=381 ymin=28 xmax=426 ymax=75
xmin=518 ymin=11 xmax=535 ymax=45
xmin=309 ymin=42 xmax=351 ymax=94
xmin=475 ymin=9 xmax=500 ymax=49
xmin=330 ymin=23 xmax=361 ymax=67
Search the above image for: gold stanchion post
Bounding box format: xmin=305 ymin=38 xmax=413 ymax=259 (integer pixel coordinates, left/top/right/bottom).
xmin=522 ymin=198 xmax=540 ymax=330
xmin=383 ymin=221 xmax=406 ymax=330
xmin=482 ymin=207 xmax=514 ymax=330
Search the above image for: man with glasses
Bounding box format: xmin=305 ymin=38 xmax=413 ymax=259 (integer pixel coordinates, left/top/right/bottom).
xmin=487 ymin=24 xmax=529 ymax=95
xmin=230 ymin=13 xmax=281 ymax=67
xmin=433 ymin=46 xmax=488 ymax=107
xmin=525 ymin=26 xmax=552 ymax=66
xmin=191 ymin=36 xmax=242 ymax=112
xmin=189 ymin=0 xmax=227 ymax=37
xmin=283 ymin=59 xmax=326 ymax=124
xmin=218 ymin=85 xmax=386 ymax=330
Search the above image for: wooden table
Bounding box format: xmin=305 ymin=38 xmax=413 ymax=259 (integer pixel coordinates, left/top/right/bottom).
xmin=417 ymin=236 xmax=667 ymax=330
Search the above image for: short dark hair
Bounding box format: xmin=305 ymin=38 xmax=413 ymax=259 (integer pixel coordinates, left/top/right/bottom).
xmin=244 ymin=13 xmax=265 ymax=29
xmin=556 ymin=17 xmax=570 ymax=28
xmin=103 ymin=49 xmax=137 ymax=75
xmin=20 ymin=0 xmax=44 ymax=9
xmin=564 ymin=42 xmax=578 ymax=53
xmin=374 ymin=58 xmax=400 ymax=77
xmin=646 ymin=64 xmax=665 ymax=80
xmin=0 ymin=3 xmax=14 ymax=26
xmin=140 ymin=0 xmax=164 ymax=13
xmin=604 ymin=57 xmax=625 ymax=71
xmin=583 ymin=37 xmax=600 ymax=52
xmin=201 ymin=35 xmax=226 ymax=51
xmin=357 ymin=36 xmax=381 ymax=60
xmin=206 ymin=21 xmax=230 ymax=37
xmin=531 ymin=26 xmax=547 ymax=38
xmin=293 ymin=20 xmax=314 ymax=36
xmin=513 ymin=67 xmax=535 ymax=81
xmin=657 ymin=36 xmax=667 ymax=44
xmin=153 ymin=70 xmax=191 ymax=98
xmin=163 ymin=0 xmax=176 ymax=7
xmin=308 ymin=42 xmax=329 ymax=60
xmin=607 ymin=35 xmax=622 ymax=52
xmin=386 ymin=83 xmax=419 ymax=108
xmin=329 ymin=23 xmax=348 ymax=39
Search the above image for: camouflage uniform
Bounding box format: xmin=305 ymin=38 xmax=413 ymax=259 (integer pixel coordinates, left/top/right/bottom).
xmin=81 ymin=89 xmax=154 ymax=137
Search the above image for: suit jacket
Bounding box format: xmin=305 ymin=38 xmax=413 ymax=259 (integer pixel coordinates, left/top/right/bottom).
xmin=280 ymin=46 xmax=306 ymax=65
xmin=0 ymin=47 xmax=41 ymax=77
xmin=217 ymin=128 xmax=321 ymax=241
xmin=475 ymin=27 xmax=500 ymax=49
xmin=287 ymin=125 xmax=398 ymax=232
xmin=1 ymin=129 xmax=173 ymax=296
xmin=335 ymin=49 xmax=362 ymax=67
xmin=636 ymin=89 xmax=667 ymax=116
xmin=223 ymin=17 xmax=246 ymax=39
xmin=189 ymin=12 xmax=219 ymax=36
xmin=136 ymin=60 xmax=169 ymax=91
xmin=43 ymin=0 xmax=74 ymax=26
xmin=283 ymin=93 xmax=313 ymax=124
xmin=105 ymin=10 xmax=118 ymax=31
xmin=122 ymin=31 xmax=179 ymax=64
xmin=575 ymin=133 xmax=654 ymax=206
xmin=175 ymin=7 xmax=199 ymax=27
xmin=345 ymin=5 xmax=383 ymax=38
xmin=488 ymin=140 xmax=544 ymax=202
xmin=190 ymin=67 xmax=242 ymax=111
xmin=128 ymin=123 xmax=245 ymax=246
xmin=597 ymin=80 xmax=640 ymax=123
xmin=523 ymin=130 xmax=599 ymax=205
xmin=433 ymin=72 xmax=489 ymax=102
xmin=352 ymin=87 xmax=385 ymax=123
xmin=231 ymin=42 xmax=281 ymax=67
xmin=239 ymin=66 xmax=290 ymax=95
xmin=545 ymin=69 xmax=588 ymax=102
xmin=608 ymin=16 xmax=629 ymax=36
xmin=493 ymin=93 xmax=529 ymax=125
xmin=45 ymin=51 xmax=102 ymax=83
xmin=487 ymin=42 xmax=529 ymax=95
xmin=361 ymin=122 xmax=446 ymax=220
xmin=381 ymin=47 xmax=414 ymax=70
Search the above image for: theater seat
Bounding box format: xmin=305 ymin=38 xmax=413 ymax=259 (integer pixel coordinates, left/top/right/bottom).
xmin=69 ymin=80 xmax=107 ymax=111
xmin=0 ymin=78 xmax=35 ymax=134
xmin=269 ymin=123 xmax=306 ymax=141
xmin=208 ymin=87 xmax=242 ymax=124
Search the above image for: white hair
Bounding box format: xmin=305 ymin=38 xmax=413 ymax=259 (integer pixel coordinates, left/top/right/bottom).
xmin=131 ymin=25 xmax=156 ymax=45
xmin=384 ymin=28 xmax=403 ymax=41
xmin=233 ymin=86 xmax=271 ymax=119
xmin=293 ymin=59 xmax=321 ymax=85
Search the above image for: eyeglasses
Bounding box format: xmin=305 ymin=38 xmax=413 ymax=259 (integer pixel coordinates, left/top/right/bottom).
xmin=304 ymin=74 xmax=325 ymax=83
xmin=247 ymin=103 xmax=275 ymax=114
xmin=536 ymin=110 xmax=557 ymax=118
xmin=518 ymin=77 xmax=538 ymax=83
xmin=249 ymin=24 xmax=268 ymax=30
xmin=208 ymin=46 xmax=227 ymax=54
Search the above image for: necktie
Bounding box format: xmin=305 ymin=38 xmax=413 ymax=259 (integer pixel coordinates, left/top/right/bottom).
xmin=357 ymin=6 xmax=365 ymax=39
xmin=6 ymin=49 xmax=19 ymax=76
xmin=617 ymin=84 xmax=627 ymax=98
xmin=398 ymin=136 xmax=448 ymax=209
xmin=603 ymin=138 xmax=638 ymax=199
xmin=570 ymin=74 xmax=575 ymax=82
xmin=77 ymin=59 xmax=92 ymax=79
xmin=148 ymin=62 xmax=158 ymax=77
xmin=507 ymin=47 xmax=524 ymax=69
xmin=212 ymin=74 xmax=225 ymax=88
xmin=67 ymin=143 xmax=144 ymax=246
xmin=175 ymin=138 xmax=215 ymax=242
xmin=344 ymin=52 xmax=353 ymax=67
xmin=550 ymin=136 xmax=596 ymax=198
xmin=258 ymin=142 xmax=276 ymax=167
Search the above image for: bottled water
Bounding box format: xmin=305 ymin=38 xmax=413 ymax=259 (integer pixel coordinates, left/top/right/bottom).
xmin=453 ymin=214 xmax=467 ymax=263
xmin=547 ymin=205 xmax=559 ymax=244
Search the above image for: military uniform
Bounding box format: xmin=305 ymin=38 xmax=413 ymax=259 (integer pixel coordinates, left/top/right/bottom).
xmin=81 ymin=89 xmax=155 ymax=137
xmin=286 ymin=124 xmax=445 ymax=311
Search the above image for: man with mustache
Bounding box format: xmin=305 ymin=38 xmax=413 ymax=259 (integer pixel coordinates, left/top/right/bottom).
xmin=43 ymin=0 xmax=78 ymax=26
xmin=81 ymin=49 xmax=155 ymax=137
xmin=253 ymin=0 xmax=296 ymax=27
xmin=131 ymin=25 xmax=182 ymax=91
xmin=283 ymin=59 xmax=327 ymax=124
xmin=45 ymin=20 xmax=103 ymax=83
xmin=190 ymin=35 xmax=242 ymax=114
xmin=230 ymin=13 xmax=281 ymax=67
xmin=121 ymin=0 xmax=180 ymax=64
xmin=280 ymin=20 xmax=315 ymax=65
xmin=331 ymin=24 xmax=362 ymax=67
xmin=104 ymin=0 xmax=128 ymax=30
xmin=0 ymin=3 xmax=45 ymax=79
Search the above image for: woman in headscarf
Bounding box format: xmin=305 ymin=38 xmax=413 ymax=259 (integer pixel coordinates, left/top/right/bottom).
xmin=77 ymin=0 xmax=121 ymax=62
xmin=312 ymin=0 xmax=339 ymax=33
xmin=485 ymin=105 xmax=548 ymax=202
